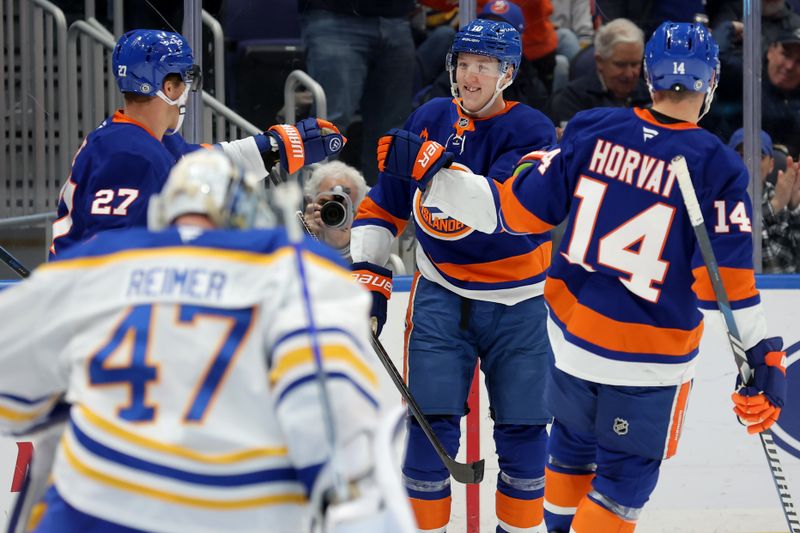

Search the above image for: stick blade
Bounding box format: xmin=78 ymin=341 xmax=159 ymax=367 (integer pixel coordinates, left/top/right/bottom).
xmin=447 ymin=458 xmax=485 ymax=484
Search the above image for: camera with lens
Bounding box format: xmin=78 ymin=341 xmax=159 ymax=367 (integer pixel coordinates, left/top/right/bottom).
xmin=315 ymin=185 xmax=354 ymax=229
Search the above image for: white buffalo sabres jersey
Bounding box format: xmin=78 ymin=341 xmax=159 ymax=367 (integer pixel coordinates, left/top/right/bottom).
xmin=0 ymin=227 xmax=379 ymax=533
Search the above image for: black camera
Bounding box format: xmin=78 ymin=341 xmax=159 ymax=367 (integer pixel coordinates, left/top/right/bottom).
xmin=315 ymin=185 xmax=353 ymax=229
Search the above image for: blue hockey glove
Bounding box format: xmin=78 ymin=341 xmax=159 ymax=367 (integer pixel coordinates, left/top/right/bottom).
xmin=267 ymin=118 xmax=346 ymax=174
xmin=377 ymin=129 xmax=454 ymax=190
xmin=351 ymin=262 xmax=392 ymax=336
xmin=731 ymin=336 xmax=786 ymax=434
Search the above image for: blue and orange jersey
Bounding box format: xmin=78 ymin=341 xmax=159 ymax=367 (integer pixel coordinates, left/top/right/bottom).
xmin=352 ymin=97 xmax=556 ymax=304
xmin=50 ymin=111 xmax=206 ymax=258
xmin=424 ymin=106 xmax=767 ymax=385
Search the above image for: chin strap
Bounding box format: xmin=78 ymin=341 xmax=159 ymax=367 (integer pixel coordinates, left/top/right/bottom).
xmin=157 ymin=81 xmax=192 ymax=135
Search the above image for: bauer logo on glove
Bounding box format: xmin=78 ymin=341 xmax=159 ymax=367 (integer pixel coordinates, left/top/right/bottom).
xmin=377 ymin=128 xmax=454 ymax=190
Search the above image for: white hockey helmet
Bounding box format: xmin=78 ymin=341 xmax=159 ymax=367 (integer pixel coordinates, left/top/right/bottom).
xmin=148 ymin=150 xmax=274 ymax=230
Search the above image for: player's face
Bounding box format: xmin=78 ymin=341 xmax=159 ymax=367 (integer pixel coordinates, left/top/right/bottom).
xmin=596 ymin=42 xmax=643 ymax=99
xmin=767 ymin=43 xmax=800 ymax=91
xmin=455 ymin=53 xmax=505 ymax=115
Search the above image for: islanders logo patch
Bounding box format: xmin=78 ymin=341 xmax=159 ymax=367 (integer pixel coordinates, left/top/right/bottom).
xmin=412 ymin=162 xmax=475 ymax=241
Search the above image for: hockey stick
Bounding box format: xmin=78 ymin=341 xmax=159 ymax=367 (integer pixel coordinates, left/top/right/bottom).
xmin=672 ymin=155 xmax=800 ymax=533
xmin=368 ymin=331 xmax=485 ymax=484
xmin=0 ymin=246 xmax=30 ymax=278
xmin=273 ymin=177 xmax=350 ymax=502
xmin=280 ymin=169 xmax=484 ymax=484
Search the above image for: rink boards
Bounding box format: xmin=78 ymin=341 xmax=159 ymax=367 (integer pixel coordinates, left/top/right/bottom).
xmin=0 ymin=276 xmax=798 ymax=532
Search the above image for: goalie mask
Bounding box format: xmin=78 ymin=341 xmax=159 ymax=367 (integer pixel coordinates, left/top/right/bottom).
xmin=113 ymin=29 xmax=202 ymax=134
xmin=148 ymin=150 xmax=274 ymax=230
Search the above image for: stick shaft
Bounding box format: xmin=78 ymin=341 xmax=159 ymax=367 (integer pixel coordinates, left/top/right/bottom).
xmin=672 ymin=155 xmax=800 ymax=532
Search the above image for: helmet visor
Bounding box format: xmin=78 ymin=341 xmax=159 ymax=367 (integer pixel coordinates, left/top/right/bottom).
xmin=184 ymin=64 xmax=202 ymax=92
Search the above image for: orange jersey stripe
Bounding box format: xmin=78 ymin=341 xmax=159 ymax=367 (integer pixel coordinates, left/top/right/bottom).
xmin=691 ymin=266 xmax=758 ymax=303
xmin=409 ymin=496 xmax=451 ymax=530
xmin=403 ymin=273 xmax=421 ymax=386
xmin=355 ymin=196 xmax=408 ymax=236
xmin=496 ymin=492 xmax=544 ymax=528
xmin=112 ymin=110 xmax=159 ymax=139
xmin=572 ymin=496 xmax=636 ymax=533
xmin=545 ymin=277 xmax=704 ymax=356
xmin=544 ymin=469 xmax=594 ymax=508
xmin=433 ymin=241 xmax=551 ymax=284
xmin=665 ymin=381 xmax=692 ymax=458
xmin=498 ymin=174 xmax=556 ymax=234
xmin=634 ymin=107 xmax=699 ymax=130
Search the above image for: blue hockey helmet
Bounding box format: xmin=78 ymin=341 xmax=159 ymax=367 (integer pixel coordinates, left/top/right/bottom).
xmin=112 ymin=29 xmax=200 ymax=97
xmin=644 ymin=21 xmax=719 ymax=95
xmin=446 ymin=18 xmax=522 ymax=81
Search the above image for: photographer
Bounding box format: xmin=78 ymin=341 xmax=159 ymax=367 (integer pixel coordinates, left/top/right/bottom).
xmin=302 ymin=161 xmax=368 ymax=262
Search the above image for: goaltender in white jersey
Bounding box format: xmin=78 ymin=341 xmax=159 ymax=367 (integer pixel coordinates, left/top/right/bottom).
xmin=0 ymin=151 xmax=414 ymax=533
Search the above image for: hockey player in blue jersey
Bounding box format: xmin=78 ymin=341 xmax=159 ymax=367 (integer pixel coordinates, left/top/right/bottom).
xmin=50 ymin=28 xmax=345 ymax=257
xmin=377 ymin=21 xmax=787 ymax=532
xmin=350 ymin=19 xmax=556 ymax=532
xmin=0 ymin=150 xmax=416 ymax=533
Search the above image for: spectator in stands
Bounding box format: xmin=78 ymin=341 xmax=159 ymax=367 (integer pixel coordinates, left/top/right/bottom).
xmin=594 ymin=0 xmax=706 ymax=37
xmin=302 ymin=161 xmax=368 ymax=263
xmin=710 ymin=0 xmax=800 ymax=138
xmin=546 ymin=18 xmax=650 ymax=127
xmin=711 ymin=0 xmax=800 ymax=55
xmin=478 ymin=0 xmax=560 ymax=92
xmin=761 ymin=30 xmax=800 ymax=156
xmin=729 ymin=128 xmax=800 ymax=273
xmin=413 ymin=1 xmax=458 ymax=102
xmin=552 ymin=0 xmax=595 ymax=60
xmin=300 ymin=0 xmax=416 ymax=186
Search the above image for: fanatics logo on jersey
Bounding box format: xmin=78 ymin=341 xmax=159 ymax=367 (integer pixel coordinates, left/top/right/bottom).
xmin=613 ymin=418 xmax=629 ymax=436
xmin=643 ymin=127 xmax=659 ymax=142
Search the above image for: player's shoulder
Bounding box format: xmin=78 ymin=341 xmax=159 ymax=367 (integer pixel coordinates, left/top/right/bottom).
xmin=48 ymin=227 xmax=348 ymax=270
xmin=406 ymin=97 xmax=454 ymax=126
xmin=569 ymin=106 xmax=628 ymax=128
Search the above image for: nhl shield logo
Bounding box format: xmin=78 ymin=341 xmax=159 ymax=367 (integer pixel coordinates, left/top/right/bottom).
xmin=458 ymin=117 xmax=471 ymax=129
xmin=613 ymin=417 xmax=629 ymax=436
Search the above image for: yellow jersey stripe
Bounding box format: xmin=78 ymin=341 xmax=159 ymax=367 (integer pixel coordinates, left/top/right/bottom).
xmin=41 ymin=247 xmax=353 ymax=283
xmin=62 ymin=438 xmax=307 ymax=509
xmin=270 ymin=344 xmax=378 ymax=387
xmin=0 ymin=396 xmax=58 ymax=422
xmin=79 ymin=406 xmax=288 ymax=463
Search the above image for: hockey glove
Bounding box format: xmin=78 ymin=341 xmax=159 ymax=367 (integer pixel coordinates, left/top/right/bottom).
xmin=377 ymin=128 xmax=454 ymax=190
xmin=267 ymin=118 xmax=347 ymax=175
xmin=351 ymin=262 xmax=392 ymax=336
xmin=731 ymin=336 xmax=787 ymax=434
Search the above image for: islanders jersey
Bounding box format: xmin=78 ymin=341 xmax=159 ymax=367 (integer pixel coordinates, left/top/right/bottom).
xmin=424 ymin=107 xmax=766 ymax=386
xmin=50 ymin=111 xmax=206 ymax=258
xmin=0 ymin=228 xmax=379 ymax=533
xmin=351 ymin=97 xmax=556 ymax=304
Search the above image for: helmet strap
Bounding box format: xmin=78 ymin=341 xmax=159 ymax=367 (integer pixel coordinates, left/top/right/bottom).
xmin=158 ymin=81 xmax=191 ymax=135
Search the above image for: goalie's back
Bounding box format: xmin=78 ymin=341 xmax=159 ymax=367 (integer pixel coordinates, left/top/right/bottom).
xmin=0 ymin=227 xmax=378 ymax=533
